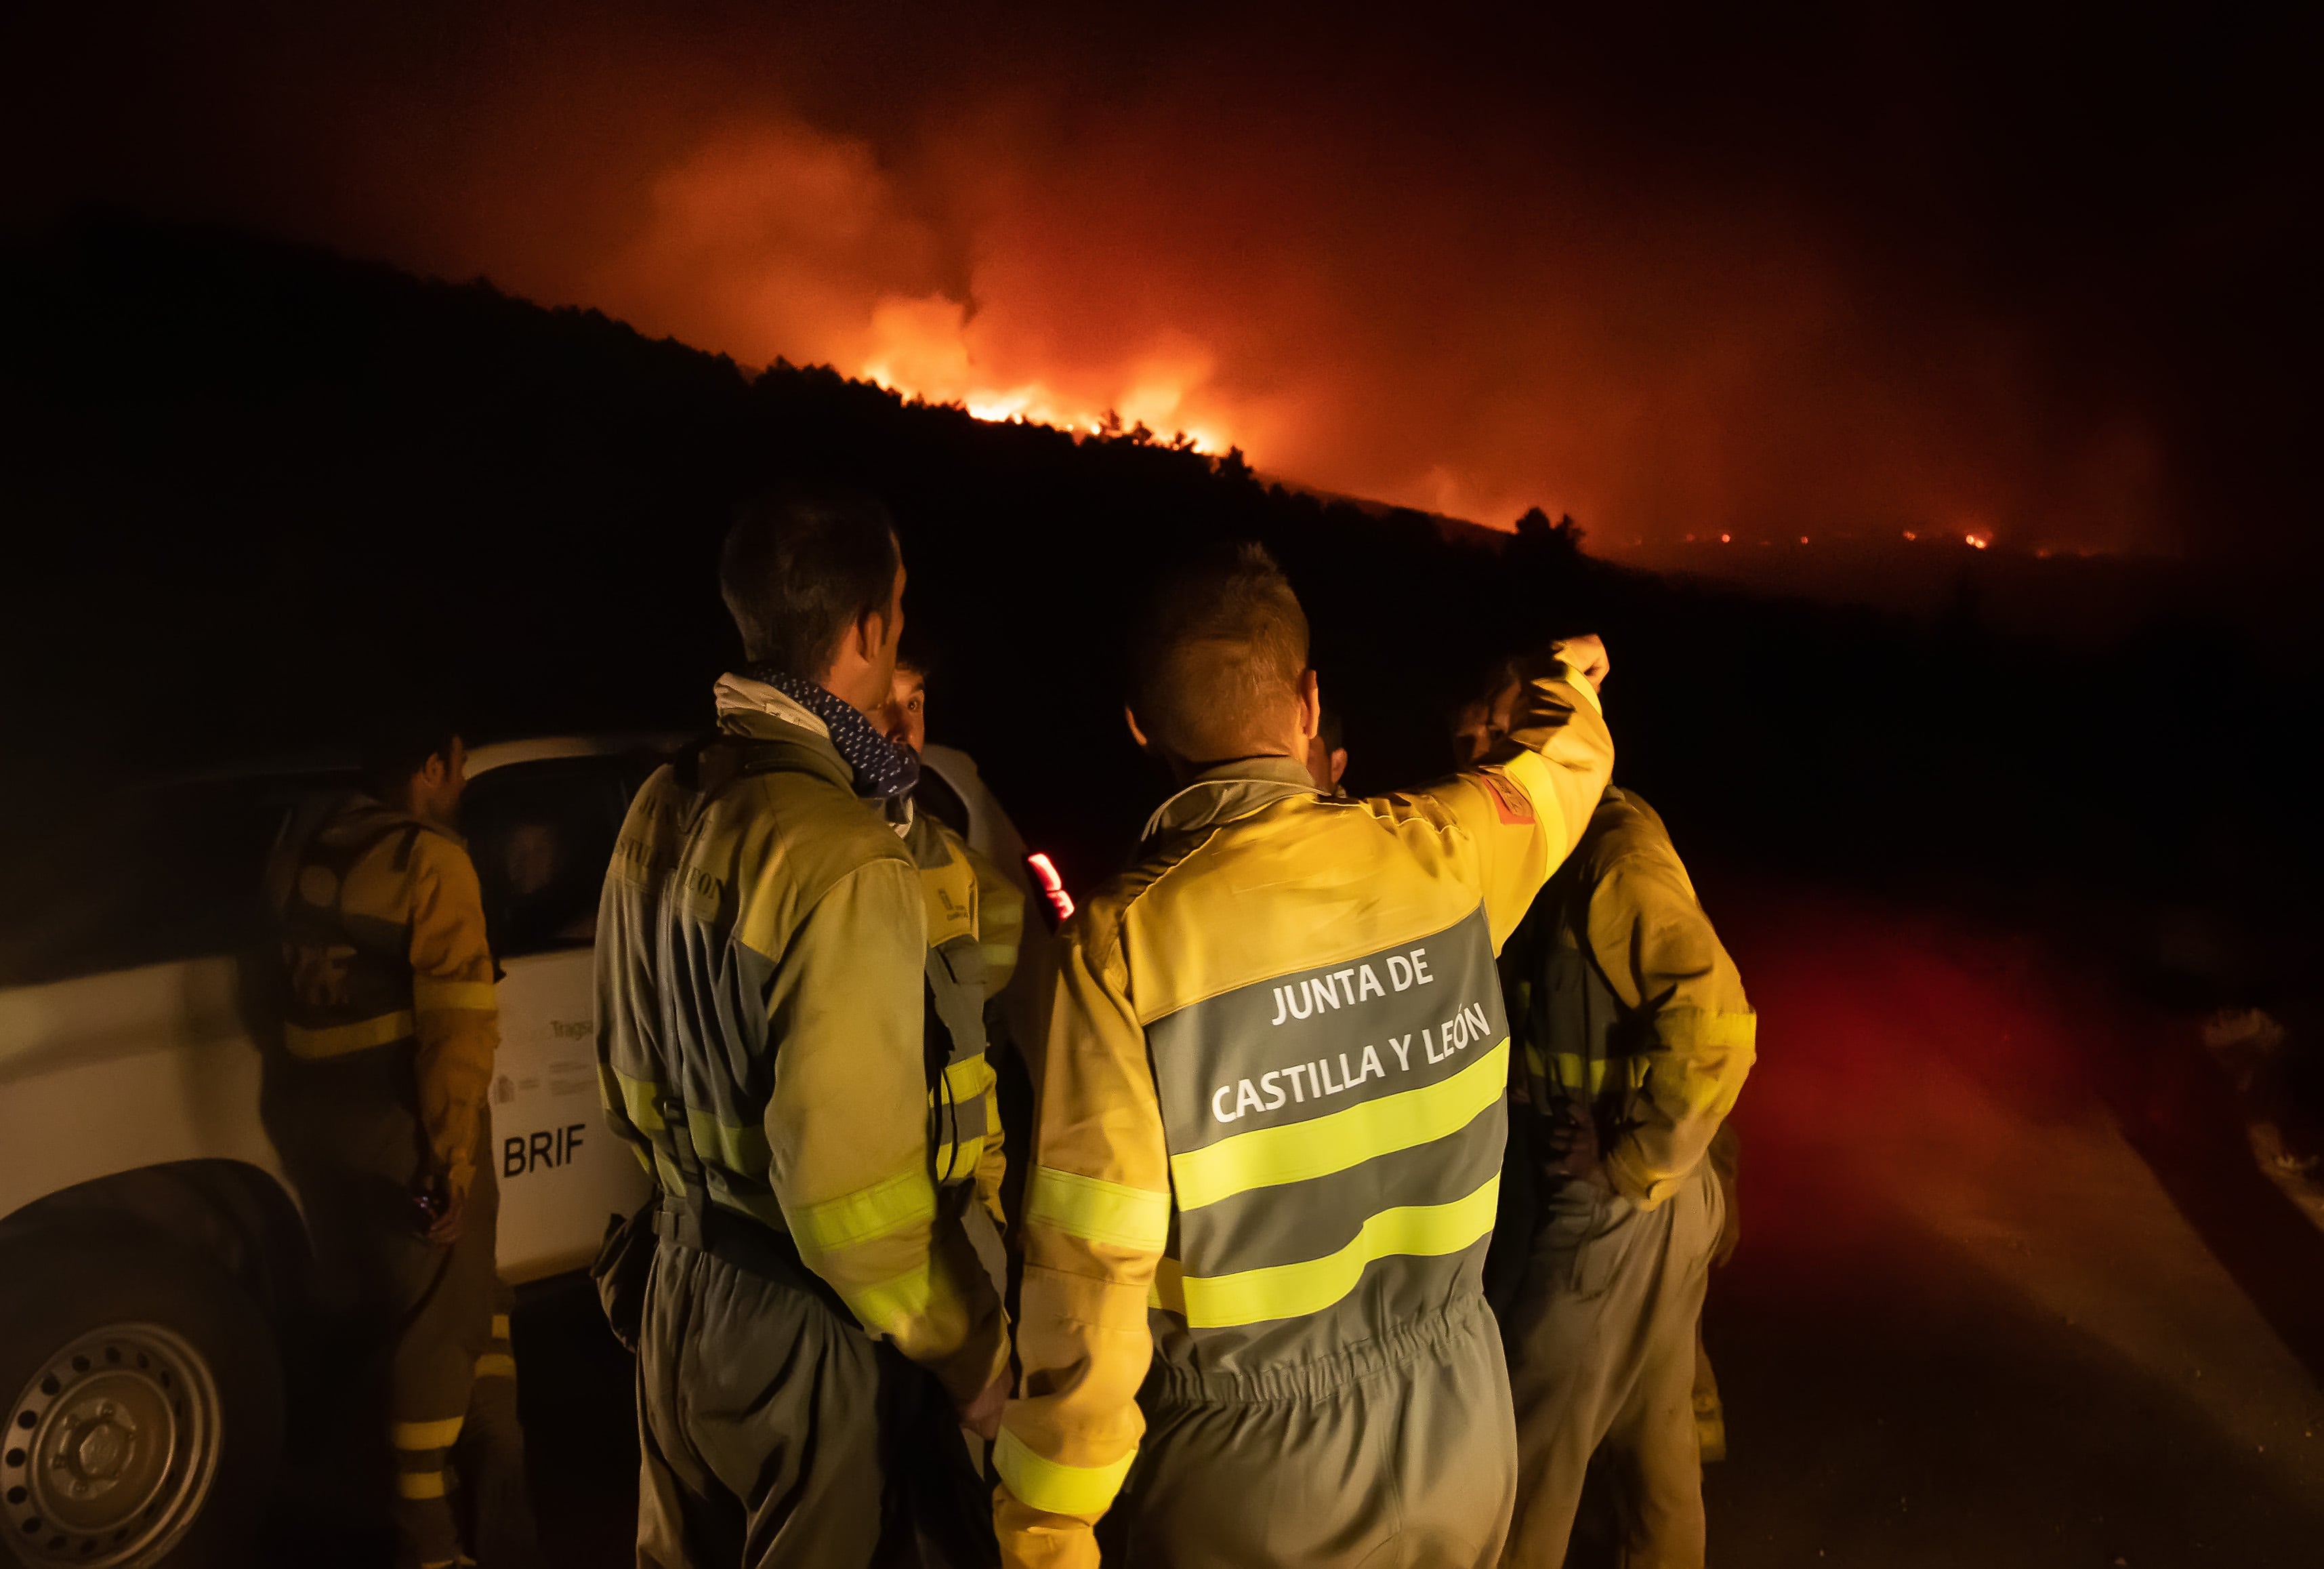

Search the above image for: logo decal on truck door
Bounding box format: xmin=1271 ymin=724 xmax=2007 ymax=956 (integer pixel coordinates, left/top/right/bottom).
xmin=504 ymin=1122 xmax=589 ymax=1177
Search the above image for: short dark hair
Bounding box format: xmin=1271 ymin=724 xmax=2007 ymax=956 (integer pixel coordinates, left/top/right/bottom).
xmin=1129 ymin=542 xmax=1310 ymax=764
xmin=719 ymin=484 xmax=902 ymax=676
xmin=360 ymin=712 xmax=460 ymax=798
xmin=894 ymin=625 xmax=942 ymax=685
xmin=1449 ymin=655 xmax=1521 ymax=731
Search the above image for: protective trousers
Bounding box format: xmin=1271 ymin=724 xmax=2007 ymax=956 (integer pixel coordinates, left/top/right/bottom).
xmin=455 ymin=1282 xmax=543 ymax=1569
xmin=1102 ymin=1295 xmax=1517 ymax=1569
xmin=1501 ymin=1165 xmax=1723 ymax=1569
xmin=272 ymin=1054 xmax=526 ymax=1568
xmin=634 ymin=1240 xmax=993 ymax=1569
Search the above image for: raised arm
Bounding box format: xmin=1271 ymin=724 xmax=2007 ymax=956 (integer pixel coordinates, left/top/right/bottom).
xmin=1391 ymin=637 xmax=1615 ymax=950
xmin=764 ymin=858 xmax=1009 ymax=1403
xmin=995 ymin=918 xmax=1169 ymax=1569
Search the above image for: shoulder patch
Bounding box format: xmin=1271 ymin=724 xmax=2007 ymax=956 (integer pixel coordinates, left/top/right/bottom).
xmin=1482 ymin=771 xmax=1535 ymax=826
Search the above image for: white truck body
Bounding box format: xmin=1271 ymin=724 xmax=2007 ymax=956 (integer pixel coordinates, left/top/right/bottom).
xmin=0 ymin=733 xmax=1036 ymax=1282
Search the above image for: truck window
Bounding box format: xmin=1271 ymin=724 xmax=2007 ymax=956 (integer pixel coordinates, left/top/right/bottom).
xmin=464 ymin=755 xmax=652 ymax=960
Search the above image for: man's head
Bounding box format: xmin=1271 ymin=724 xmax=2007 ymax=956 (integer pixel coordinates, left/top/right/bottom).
xmin=719 ymin=483 xmax=906 ymax=710
xmin=363 ymin=718 xmax=468 ymax=828
xmin=875 ymin=653 xmax=929 ymax=756
xmin=1449 ymin=658 xmax=1522 ymax=767
xmin=1126 ymin=542 xmax=1318 ymax=776
xmin=1305 ymin=698 xmax=1348 ymax=794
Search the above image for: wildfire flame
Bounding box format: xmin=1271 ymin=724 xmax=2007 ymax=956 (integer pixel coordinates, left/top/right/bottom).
xmin=858 ymin=296 xmax=1226 ymax=451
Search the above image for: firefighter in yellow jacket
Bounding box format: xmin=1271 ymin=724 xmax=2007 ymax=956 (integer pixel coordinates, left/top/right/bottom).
xmin=267 ymin=720 xmax=535 ymax=1569
xmin=1473 ymin=709 xmax=1754 ymax=1567
xmin=874 ymin=648 xmax=1023 ymax=1240
xmin=596 ymin=487 xmax=1009 ymax=1568
xmin=996 ymin=544 xmax=1613 ymax=1569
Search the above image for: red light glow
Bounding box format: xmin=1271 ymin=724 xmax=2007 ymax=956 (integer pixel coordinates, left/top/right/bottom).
xmin=1026 ymin=852 xmax=1075 ymax=922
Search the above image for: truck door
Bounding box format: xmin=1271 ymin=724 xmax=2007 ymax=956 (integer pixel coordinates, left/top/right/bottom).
xmin=463 ymin=752 xmax=661 ymax=1281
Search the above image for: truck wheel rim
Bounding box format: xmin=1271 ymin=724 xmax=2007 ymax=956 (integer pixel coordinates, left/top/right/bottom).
xmin=3 ymin=1324 xmax=222 ymax=1568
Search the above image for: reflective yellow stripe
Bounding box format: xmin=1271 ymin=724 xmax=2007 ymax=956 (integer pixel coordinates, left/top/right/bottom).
xmin=1657 ymin=1007 xmax=1758 ymax=1051
xmin=390 ymin=1415 xmax=465 ymax=1451
xmin=490 ymin=1313 xmax=510 ymax=1341
xmin=1171 ymin=1042 xmax=1508 ymax=1212
xmin=688 ymin=1107 xmax=770 ymax=1175
xmin=792 ymin=1168 xmax=937 ymax=1253
xmin=1178 ymin=1175 xmax=1500 ymax=1328
xmin=938 ymin=1052 xmax=993 ymax=1103
xmin=842 ymin=1261 xmax=935 ymax=1335
xmin=1554 ymin=658 xmax=1602 ymax=715
xmin=412 ymin=977 xmax=497 ymax=1013
xmin=396 ymin=1469 xmax=447 ymax=1500
xmin=604 ymin=1067 xmax=769 ymax=1176
xmin=993 ymin=1427 xmax=1137 ymax=1518
xmin=1499 ymin=750 xmax=1566 ymax=847
xmin=1027 ymin=1166 xmax=1171 ymax=1250
xmin=1147 ymin=1255 xmax=1186 ymax=1314
xmin=935 ymin=1133 xmax=988 ymax=1185
xmin=1547 ymin=1052 xmax=1612 ymax=1097
xmin=602 ymin=1065 xmax=665 ymax=1132
xmin=284 ymin=1010 xmax=413 ymax=1059
xmin=474 ymin=1353 xmax=518 ymax=1381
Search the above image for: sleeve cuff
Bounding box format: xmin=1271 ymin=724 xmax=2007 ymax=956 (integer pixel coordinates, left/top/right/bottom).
xmin=1601 ymin=1143 xmax=1674 ymax=1209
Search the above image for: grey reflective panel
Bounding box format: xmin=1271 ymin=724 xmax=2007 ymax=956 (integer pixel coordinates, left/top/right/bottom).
xmin=1149 ymin=1243 xmax=1490 ymax=1377
xmin=927 ymin=938 xmax=990 ymax=1061
xmin=1146 ymin=905 xmax=1506 ymax=1160
xmin=933 ymin=1088 xmax=990 ymax=1161
xmin=1178 ymin=1102 xmax=1504 ymax=1279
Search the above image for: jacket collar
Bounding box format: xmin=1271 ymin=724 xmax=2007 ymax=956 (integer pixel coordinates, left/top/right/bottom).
xmin=1140 ymin=755 xmax=1318 ymax=844
xmin=713 ymin=672 xmax=829 ymax=738
xmin=709 ymin=673 xmax=913 ymax=834
xmin=335 ymin=790 xmax=465 ymax=849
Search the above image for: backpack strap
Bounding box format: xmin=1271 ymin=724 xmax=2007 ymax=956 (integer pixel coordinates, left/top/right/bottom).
xmin=672 ymin=731 xmax=800 ymax=834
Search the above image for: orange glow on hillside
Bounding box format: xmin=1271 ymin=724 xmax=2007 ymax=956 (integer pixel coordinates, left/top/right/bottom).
xmin=858 ymin=295 xmax=1226 ymax=451
xmin=46 ymin=21 xmax=2172 ymax=561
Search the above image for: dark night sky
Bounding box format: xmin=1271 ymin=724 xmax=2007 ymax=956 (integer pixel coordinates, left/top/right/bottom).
xmin=3 ymin=1 xmax=2315 ymax=565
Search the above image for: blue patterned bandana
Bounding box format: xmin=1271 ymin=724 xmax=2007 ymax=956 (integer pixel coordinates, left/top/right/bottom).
xmin=747 ymin=666 xmax=921 ymax=800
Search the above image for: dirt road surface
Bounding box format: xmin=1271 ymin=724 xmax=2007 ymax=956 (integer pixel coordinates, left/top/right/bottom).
xmin=488 ymin=883 xmax=2324 ymax=1567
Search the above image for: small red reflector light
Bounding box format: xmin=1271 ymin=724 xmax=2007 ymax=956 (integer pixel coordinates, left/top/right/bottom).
xmin=1026 ymin=852 xmax=1074 ymax=921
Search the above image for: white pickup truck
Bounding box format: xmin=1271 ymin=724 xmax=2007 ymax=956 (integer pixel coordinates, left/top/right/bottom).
xmin=0 ymin=735 xmax=1040 ymax=1569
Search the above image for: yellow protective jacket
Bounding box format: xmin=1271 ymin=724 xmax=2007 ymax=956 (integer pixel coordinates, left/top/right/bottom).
xmin=268 ymin=795 xmax=501 ymax=1199
xmin=997 ymin=651 xmax=1613 ymax=1568
xmin=907 ymin=807 xmax=1024 ymax=1233
xmin=1501 ymin=788 xmax=1754 ymax=1208
xmin=594 ymin=682 xmax=1008 ymax=1403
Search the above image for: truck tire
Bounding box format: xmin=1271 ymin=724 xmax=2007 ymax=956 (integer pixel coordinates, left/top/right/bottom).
xmin=0 ymin=1227 xmax=282 ymax=1569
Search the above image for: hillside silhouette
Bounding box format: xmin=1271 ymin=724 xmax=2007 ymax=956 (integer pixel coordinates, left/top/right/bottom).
xmin=1 ymin=218 xmax=2313 ymax=1021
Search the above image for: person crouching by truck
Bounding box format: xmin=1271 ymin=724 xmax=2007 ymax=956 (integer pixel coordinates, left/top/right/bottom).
xmin=1457 ymin=664 xmax=1754 ymax=1569
xmin=264 ymin=710 xmax=539 ymax=1569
